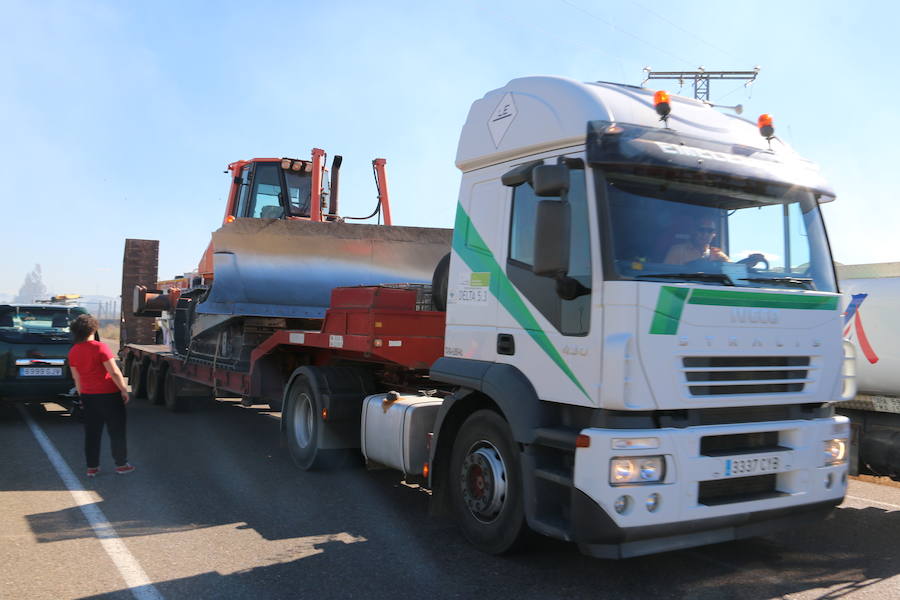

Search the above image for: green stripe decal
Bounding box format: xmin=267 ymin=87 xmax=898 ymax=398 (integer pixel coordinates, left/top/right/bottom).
xmin=649 ymin=286 xmax=690 ymax=335
xmin=452 ymin=204 xmax=590 ymax=401
xmin=687 ymin=289 xmax=839 ymax=310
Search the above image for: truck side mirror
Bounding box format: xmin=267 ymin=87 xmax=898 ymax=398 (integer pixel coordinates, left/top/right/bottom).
xmin=533 ymin=200 xmax=570 ymax=277
xmin=501 ymin=160 xmax=543 ymax=187
xmin=531 ymin=165 xmax=570 ymax=197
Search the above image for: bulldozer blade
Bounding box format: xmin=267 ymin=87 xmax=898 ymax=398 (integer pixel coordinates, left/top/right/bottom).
xmin=198 ymin=218 xmax=452 ymax=319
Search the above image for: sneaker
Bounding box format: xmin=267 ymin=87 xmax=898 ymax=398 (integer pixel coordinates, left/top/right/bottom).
xmin=86 ymin=467 xmax=100 ymax=478
xmin=115 ymin=464 xmax=136 ymax=475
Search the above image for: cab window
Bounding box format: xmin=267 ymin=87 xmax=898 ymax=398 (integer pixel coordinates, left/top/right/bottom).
xmin=249 ymin=163 xmax=284 ymax=219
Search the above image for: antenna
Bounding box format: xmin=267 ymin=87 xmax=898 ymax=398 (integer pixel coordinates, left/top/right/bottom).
xmin=642 ymin=66 xmax=760 ymax=102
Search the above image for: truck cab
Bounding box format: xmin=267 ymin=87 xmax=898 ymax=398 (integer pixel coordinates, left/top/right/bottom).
xmin=0 ymin=303 xmax=86 ymax=403
xmin=430 ymin=76 xmax=853 ymax=557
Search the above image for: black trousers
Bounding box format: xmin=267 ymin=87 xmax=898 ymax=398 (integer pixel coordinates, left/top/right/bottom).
xmin=81 ymin=392 xmax=128 ymax=468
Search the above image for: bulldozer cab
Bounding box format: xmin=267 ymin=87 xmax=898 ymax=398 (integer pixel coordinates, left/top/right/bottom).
xmin=232 ymin=159 xmax=315 ymax=220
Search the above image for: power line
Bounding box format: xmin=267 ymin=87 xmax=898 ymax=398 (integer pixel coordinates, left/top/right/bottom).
xmin=476 ymin=2 xmax=632 ymax=80
xmin=558 ymin=0 xmax=693 ymax=67
xmin=627 ymin=1 xmax=738 ymax=61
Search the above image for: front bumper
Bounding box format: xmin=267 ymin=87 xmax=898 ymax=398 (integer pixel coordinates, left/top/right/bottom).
xmin=569 ymin=416 xmax=849 ymax=557
xmin=0 ymin=379 xmax=75 ymax=401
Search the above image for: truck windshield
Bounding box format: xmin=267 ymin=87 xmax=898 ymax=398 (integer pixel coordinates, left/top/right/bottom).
xmin=597 ymin=171 xmax=837 ymax=292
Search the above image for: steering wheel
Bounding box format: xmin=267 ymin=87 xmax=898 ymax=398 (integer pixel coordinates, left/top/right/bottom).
xmin=737 ymin=253 xmax=769 ymax=270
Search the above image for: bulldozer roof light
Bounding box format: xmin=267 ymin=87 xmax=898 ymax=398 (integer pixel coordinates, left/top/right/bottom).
xmin=225 ymin=215 xmax=236 ymax=223
xmin=758 ymin=113 xmax=775 ymax=139
xmin=653 ymin=90 xmax=671 ymax=118
xmin=281 ymin=159 xmax=291 ymax=169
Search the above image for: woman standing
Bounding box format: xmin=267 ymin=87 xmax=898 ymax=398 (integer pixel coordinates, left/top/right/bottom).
xmin=68 ymin=314 xmax=135 ymax=477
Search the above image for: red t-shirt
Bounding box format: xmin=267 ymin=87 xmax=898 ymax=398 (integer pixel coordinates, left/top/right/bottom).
xmin=68 ymin=340 xmax=119 ymax=394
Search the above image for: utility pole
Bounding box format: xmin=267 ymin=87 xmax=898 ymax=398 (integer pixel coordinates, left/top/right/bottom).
xmin=642 ymin=67 xmax=760 ymax=102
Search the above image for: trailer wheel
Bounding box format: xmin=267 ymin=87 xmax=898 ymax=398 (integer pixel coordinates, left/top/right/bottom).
xmin=129 ymin=359 xmax=148 ymax=400
xmin=448 ymin=410 xmax=527 ymax=554
xmin=123 ymin=354 xmax=134 ymax=382
xmin=146 ymin=362 xmax=166 ymax=405
xmin=163 ymin=368 xmax=191 ymax=413
xmin=284 ymin=376 xmax=346 ymax=470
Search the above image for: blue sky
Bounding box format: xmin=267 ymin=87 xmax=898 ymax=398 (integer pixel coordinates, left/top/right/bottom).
xmin=2 ymin=0 xmax=897 ymax=297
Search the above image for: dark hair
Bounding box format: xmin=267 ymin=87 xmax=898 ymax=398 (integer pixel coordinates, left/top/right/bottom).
xmin=70 ymin=314 xmax=99 ymax=343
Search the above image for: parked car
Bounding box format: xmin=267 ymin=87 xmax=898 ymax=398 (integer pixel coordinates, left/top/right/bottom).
xmin=0 ymin=303 xmax=87 ymax=407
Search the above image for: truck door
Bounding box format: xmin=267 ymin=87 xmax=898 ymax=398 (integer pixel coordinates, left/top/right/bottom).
xmin=498 ymin=157 xmax=595 ymax=406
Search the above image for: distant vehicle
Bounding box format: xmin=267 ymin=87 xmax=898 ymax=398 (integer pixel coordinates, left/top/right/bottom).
xmin=836 ymin=263 xmax=900 ymax=481
xmin=0 ymin=303 xmax=87 ymax=406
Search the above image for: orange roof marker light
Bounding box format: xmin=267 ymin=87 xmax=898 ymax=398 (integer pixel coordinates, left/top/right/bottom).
xmin=758 ymin=113 xmax=775 ymax=140
xmin=653 ymin=90 xmax=671 ymax=121
xmin=225 ymin=215 xmax=236 ymax=223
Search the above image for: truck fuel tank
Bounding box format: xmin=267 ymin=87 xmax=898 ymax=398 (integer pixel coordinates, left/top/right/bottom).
xmin=361 ymin=392 xmax=443 ymax=476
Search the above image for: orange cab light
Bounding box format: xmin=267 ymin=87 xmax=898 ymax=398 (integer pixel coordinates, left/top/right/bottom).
xmin=422 ymin=462 xmax=430 ymax=478
xmin=575 ymin=434 xmax=591 ymax=448
xmin=653 ymin=90 xmax=671 ymax=118
xmin=321 ymin=407 xmax=328 ymax=421
xmin=225 ymin=215 xmax=236 ymax=223
xmin=757 ymin=113 xmax=775 ymax=139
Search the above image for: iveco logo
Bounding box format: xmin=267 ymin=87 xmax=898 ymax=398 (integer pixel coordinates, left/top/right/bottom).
xmin=730 ymin=308 xmax=779 ymax=324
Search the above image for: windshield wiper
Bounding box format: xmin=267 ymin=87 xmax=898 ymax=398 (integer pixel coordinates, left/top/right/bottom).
xmin=636 ymin=272 xmax=735 ymax=286
xmin=743 ymin=276 xmax=815 ymax=289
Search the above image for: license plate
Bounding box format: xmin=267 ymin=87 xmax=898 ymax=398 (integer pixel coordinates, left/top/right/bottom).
xmin=20 ymin=367 xmax=63 ymax=377
xmin=724 ymin=455 xmax=785 ymax=477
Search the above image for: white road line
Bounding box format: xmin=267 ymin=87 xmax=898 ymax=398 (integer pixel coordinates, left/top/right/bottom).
xmin=19 ymin=405 xmax=164 ymax=600
xmin=844 ymin=494 xmax=900 ymax=511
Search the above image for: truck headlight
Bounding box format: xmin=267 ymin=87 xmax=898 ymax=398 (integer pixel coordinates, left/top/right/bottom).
xmin=610 ymin=456 xmax=665 ymax=485
xmin=823 ymin=439 xmax=847 ymax=466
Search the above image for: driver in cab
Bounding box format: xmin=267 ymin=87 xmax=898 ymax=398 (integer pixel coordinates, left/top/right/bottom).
xmin=664 ymin=219 xmax=729 ymax=265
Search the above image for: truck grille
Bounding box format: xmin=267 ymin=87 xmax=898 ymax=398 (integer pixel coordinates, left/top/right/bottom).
xmin=682 ymin=356 xmax=810 ymax=396
xmin=698 ymin=474 xmax=780 ymax=506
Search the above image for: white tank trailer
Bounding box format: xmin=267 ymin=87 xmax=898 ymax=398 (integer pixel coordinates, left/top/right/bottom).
xmin=837 ymin=263 xmax=900 ymax=480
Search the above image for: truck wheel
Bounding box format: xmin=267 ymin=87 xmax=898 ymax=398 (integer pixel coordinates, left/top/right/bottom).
xmin=431 ymin=252 xmax=450 ymax=311
xmin=163 ymin=368 xmax=190 ymax=413
xmin=146 ymin=362 xmax=166 ymax=405
xmin=129 ymin=360 xmax=148 ymax=400
xmin=123 ymin=355 xmax=134 ymax=382
xmin=283 ymin=376 xmax=345 ymax=470
xmin=449 ymin=410 xmax=527 ymax=554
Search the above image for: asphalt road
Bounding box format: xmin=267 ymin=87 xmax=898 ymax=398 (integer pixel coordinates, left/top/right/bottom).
xmin=2 ymin=397 xmax=899 ymax=600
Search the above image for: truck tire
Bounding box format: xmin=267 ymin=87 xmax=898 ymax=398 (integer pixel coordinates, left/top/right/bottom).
xmin=283 ymin=375 xmax=347 ymax=470
xmin=146 ymin=362 xmax=166 ymax=406
xmin=129 ymin=360 xmax=148 ymax=400
xmin=431 ymin=252 xmax=450 ymax=312
xmin=448 ymin=409 xmax=528 ymax=554
xmin=123 ymin=354 xmax=134 ymax=383
xmin=163 ymin=368 xmax=191 ymax=413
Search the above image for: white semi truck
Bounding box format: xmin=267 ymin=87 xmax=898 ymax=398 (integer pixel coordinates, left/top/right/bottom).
xmin=425 ymin=76 xmax=853 ymax=558
xmin=125 ymin=76 xmax=855 ymax=559
xmin=837 ymin=263 xmax=900 ymax=481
